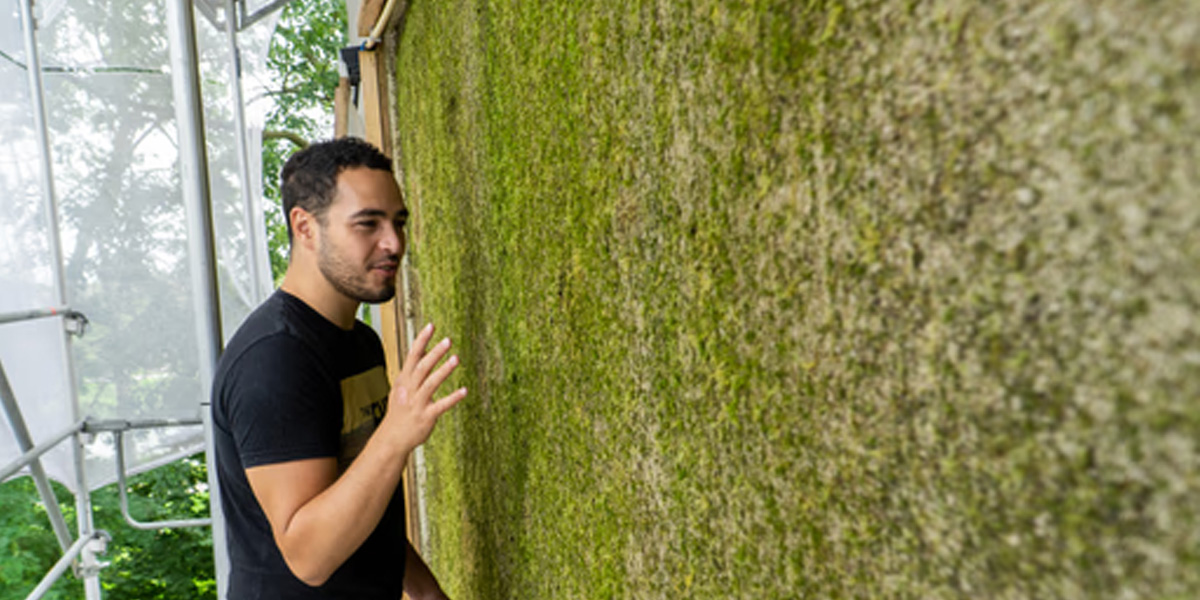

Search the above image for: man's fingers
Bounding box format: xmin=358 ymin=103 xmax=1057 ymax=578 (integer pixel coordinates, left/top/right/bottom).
xmin=415 ymin=337 xmax=452 ymax=382
xmin=419 ymin=353 xmax=459 ymax=398
xmin=403 ymin=323 xmax=436 ymax=374
xmin=430 ymin=387 xmax=468 ymax=418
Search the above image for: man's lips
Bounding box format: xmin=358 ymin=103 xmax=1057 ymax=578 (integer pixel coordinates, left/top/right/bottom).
xmin=371 ymin=262 xmax=399 ymax=275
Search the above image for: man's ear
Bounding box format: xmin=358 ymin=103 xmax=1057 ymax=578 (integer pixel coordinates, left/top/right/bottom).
xmin=290 ymin=206 xmax=318 ymax=251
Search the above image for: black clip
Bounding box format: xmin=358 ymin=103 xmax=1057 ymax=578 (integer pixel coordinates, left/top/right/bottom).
xmin=63 ymin=310 xmax=89 ymax=338
xmin=341 ymin=46 xmax=362 ymax=107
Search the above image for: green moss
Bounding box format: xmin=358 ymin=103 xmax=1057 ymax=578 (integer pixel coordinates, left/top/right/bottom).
xmin=393 ymin=0 xmax=1200 ymax=597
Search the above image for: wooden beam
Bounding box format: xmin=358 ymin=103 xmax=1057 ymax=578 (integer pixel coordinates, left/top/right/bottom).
xmin=359 ymin=49 xmax=392 ymax=156
xmin=333 ymin=76 xmax=350 ymax=139
xmin=359 ymin=47 xmax=399 ymax=378
xmin=358 ymin=45 xmax=422 ymax=555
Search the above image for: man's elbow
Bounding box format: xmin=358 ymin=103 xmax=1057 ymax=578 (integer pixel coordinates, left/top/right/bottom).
xmin=280 ymin=547 xmax=334 ymax=587
xmin=287 ymin=558 xmax=333 ymax=587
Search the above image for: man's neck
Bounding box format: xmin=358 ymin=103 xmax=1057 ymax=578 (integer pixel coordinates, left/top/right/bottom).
xmin=278 ymin=269 xmax=359 ymax=331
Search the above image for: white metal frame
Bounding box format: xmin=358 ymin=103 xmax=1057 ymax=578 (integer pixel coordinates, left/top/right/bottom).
xmin=4 ymin=0 xmax=299 ymax=597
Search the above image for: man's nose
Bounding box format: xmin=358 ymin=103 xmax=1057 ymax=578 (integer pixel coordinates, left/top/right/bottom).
xmin=379 ymin=222 xmax=403 ymax=255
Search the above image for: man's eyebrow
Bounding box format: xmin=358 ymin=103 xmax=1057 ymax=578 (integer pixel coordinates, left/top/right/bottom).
xmin=349 ymin=208 xmax=409 ymax=220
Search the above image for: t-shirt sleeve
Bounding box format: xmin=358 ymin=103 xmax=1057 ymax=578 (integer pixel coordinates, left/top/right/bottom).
xmin=222 ymin=333 xmax=340 ymax=469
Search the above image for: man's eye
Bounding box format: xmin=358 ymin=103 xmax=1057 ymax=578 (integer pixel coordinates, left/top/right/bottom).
xmin=356 ymin=221 xmax=377 ymax=229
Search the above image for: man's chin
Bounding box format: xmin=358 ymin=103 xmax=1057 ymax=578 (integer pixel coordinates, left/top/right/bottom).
xmin=358 ymin=286 xmax=397 ymax=304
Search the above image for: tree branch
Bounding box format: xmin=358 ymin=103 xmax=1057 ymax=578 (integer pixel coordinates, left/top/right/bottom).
xmin=262 ymin=130 xmax=310 ymax=149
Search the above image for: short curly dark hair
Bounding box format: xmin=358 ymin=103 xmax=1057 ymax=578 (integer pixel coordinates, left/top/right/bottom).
xmin=280 ymin=137 xmax=393 ymax=243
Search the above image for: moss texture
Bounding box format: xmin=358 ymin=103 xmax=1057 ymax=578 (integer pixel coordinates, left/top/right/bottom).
xmin=391 ymin=0 xmax=1200 ymax=597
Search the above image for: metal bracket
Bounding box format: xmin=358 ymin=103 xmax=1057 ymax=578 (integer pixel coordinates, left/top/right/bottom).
xmin=71 ymin=532 xmax=112 ymax=579
xmin=113 ymin=430 xmax=212 ymax=530
xmin=63 ymin=310 xmax=88 ymax=337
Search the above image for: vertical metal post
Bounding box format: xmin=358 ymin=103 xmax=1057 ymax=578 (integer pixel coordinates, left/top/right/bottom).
xmin=165 ymin=0 xmax=229 ymax=597
xmin=71 ymin=430 xmax=102 ymax=599
xmin=12 ymin=4 xmax=86 ymax=575
xmin=18 ymin=5 xmax=103 ymax=596
xmin=18 ymin=0 xmax=66 ymax=303
xmin=223 ymin=0 xmax=267 ymax=303
xmin=166 ymin=0 xmax=223 ymax=431
xmin=201 ymin=409 xmax=230 ymax=599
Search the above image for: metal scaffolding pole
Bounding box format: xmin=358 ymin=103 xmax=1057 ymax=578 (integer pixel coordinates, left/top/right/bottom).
xmin=0 ymin=419 xmax=84 ymax=482
xmin=165 ymin=0 xmax=229 ymax=596
xmin=224 ymin=0 xmax=268 ymax=304
xmin=0 ymin=361 xmax=73 ymax=553
xmin=19 ymin=2 xmax=106 ymax=594
xmin=18 ymin=1 xmax=65 ymax=303
xmin=0 ymin=307 xmax=69 ymax=325
xmin=23 ymin=531 xmax=110 ymax=600
xmin=69 ymin=427 xmax=102 ymax=599
xmin=12 ymin=9 xmax=87 ymax=586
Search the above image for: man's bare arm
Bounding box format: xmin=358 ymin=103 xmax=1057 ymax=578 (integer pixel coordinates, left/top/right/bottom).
xmin=246 ymin=324 xmax=467 ymax=586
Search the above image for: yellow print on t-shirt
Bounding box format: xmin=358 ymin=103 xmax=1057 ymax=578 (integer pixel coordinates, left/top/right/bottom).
xmin=337 ymin=365 xmax=389 ymax=472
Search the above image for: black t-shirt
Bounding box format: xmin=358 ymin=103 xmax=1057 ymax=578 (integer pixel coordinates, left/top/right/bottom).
xmin=212 ymin=290 xmax=406 ymax=599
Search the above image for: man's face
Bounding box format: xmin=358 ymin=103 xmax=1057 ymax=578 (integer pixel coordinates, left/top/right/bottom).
xmin=315 ymin=166 xmax=407 ymax=304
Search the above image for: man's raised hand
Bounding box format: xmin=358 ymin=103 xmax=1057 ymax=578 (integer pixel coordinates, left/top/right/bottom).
xmin=382 ymin=323 xmax=468 ymax=453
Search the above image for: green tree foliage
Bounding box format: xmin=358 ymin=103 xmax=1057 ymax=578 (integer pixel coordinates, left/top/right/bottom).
xmin=260 ymin=0 xmax=347 ymax=284
xmin=92 ymin=455 xmax=215 ymax=599
xmin=0 ymin=479 xmax=75 ymax=599
xmin=0 ymin=455 xmax=213 ymax=600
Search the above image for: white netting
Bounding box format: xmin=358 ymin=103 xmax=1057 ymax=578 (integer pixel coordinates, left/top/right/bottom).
xmin=0 ymin=0 xmax=79 ymax=490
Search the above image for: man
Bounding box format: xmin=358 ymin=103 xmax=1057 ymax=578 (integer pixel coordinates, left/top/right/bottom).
xmin=212 ymin=138 xmax=465 ymax=599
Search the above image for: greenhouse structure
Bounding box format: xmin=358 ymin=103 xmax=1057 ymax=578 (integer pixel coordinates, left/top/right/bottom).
xmin=1 ymin=0 xmax=392 ymax=597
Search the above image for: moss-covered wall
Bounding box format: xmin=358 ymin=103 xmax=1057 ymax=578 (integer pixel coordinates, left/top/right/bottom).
xmin=391 ymin=1 xmax=1200 ymax=597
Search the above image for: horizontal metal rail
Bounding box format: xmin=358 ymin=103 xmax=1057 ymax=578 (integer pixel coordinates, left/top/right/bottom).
xmin=0 ymin=307 xmax=71 ymax=326
xmin=23 ymin=531 xmax=110 ymax=600
xmin=1 ymin=417 xmax=203 ymax=481
xmin=84 ymin=417 xmax=203 ymax=432
xmin=113 ymin=430 xmax=212 ymax=530
xmin=0 ymin=307 xmax=88 ymax=339
xmin=0 ymin=419 xmax=86 ymax=481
